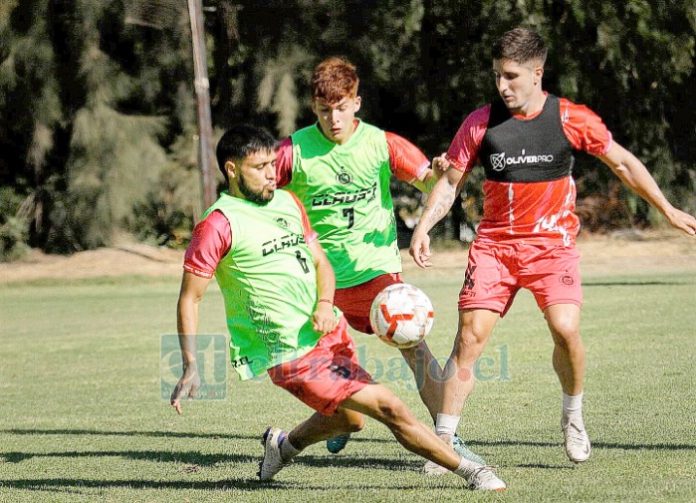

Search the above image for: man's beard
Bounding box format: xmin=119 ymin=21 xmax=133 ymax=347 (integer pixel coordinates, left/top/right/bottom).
xmin=238 ymin=175 xmax=273 ymax=205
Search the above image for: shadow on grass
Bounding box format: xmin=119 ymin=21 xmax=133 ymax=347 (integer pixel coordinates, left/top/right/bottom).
xmin=4 ymin=429 xmax=694 ymax=453
xmin=469 ymin=439 xmax=696 ymax=451
xmin=0 ymin=449 xmax=421 ymax=471
xmin=0 ymin=478 xmax=431 ymax=492
xmin=1 ymin=428 xmax=390 ymax=443
xmin=583 ymin=280 xmax=690 ymax=287
xmin=515 ymin=463 xmax=574 ymax=470
xmin=0 ymin=450 xmax=253 ymax=466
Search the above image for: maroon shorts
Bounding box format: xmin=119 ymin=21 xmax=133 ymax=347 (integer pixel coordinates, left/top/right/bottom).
xmin=334 ymin=273 xmax=403 ymax=334
xmin=267 ymin=317 xmax=373 ymax=415
xmin=459 ymin=241 xmax=582 ymax=316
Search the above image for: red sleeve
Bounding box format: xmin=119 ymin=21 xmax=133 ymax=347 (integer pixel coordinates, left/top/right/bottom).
xmin=275 ymin=137 xmax=293 ymax=188
xmin=288 ymin=192 xmax=318 ymax=244
xmin=183 ymin=210 xmax=231 ymax=279
xmin=559 ymin=98 xmax=613 ymax=156
xmin=385 ymin=132 xmax=429 ymax=183
xmin=446 ymin=105 xmax=490 ymax=173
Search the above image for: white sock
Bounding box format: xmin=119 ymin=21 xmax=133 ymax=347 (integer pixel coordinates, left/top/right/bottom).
xmin=453 ymin=456 xmax=481 ymax=478
xmin=280 ymin=435 xmax=301 ymax=461
xmin=435 ymin=413 xmax=460 ymax=442
xmin=562 ymin=392 xmax=584 ymax=428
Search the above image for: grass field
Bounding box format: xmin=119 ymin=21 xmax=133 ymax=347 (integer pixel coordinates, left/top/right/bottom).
xmin=1 ymin=267 xmax=695 ymax=502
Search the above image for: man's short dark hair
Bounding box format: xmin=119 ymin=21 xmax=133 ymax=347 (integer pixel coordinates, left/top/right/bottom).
xmin=492 ymin=27 xmax=547 ymax=66
xmin=215 ymin=124 xmax=277 ymax=182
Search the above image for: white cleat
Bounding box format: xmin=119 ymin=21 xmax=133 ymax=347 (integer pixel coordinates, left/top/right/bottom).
xmin=462 ymin=465 xmax=507 ymax=491
xmin=563 ymin=421 xmax=591 ymax=463
xmin=258 ymin=426 xmax=288 ymax=481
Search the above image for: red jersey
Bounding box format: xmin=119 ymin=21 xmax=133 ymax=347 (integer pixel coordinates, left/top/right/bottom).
xmin=447 ymin=96 xmax=612 ymax=245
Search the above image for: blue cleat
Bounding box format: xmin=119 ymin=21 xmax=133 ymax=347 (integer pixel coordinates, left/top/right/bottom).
xmin=424 ymin=434 xmax=486 ymax=475
xmin=326 ymin=433 xmax=351 ymax=454
xmin=452 ymin=435 xmax=486 ymax=465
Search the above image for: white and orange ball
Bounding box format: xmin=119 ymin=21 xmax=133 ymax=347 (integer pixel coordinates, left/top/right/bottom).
xmin=369 ymin=283 xmax=434 ymax=349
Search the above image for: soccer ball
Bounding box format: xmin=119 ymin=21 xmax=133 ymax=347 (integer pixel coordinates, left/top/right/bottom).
xmin=369 ymin=283 xmax=434 ymax=349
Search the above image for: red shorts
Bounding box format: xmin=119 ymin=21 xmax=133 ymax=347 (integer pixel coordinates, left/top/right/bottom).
xmin=459 ymin=241 xmax=582 ymax=316
xmin=334 ymin=273 xmax=403 ymax=334
xmin=267 ymin=317 xmax=373 ymax=416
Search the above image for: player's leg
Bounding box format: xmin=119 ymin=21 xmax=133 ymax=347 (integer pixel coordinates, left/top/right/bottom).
xmin=399 ymin=340 xmax=442 ymax=420
xmin=440 ymin=309 xmax=500 ymax=420
xmin=524 ymin=243 xmax=589 ymax=462
xmin=341 ymin=383 xmax=506 ymax=491
xmin=332 ymin=273 xmax=445 ymax=449
xmin=544 ymin=303 xmax=590 ymax=462
xmin=426 ymin=241 xmax=512 ymax=474
xmin=421 ymin=308 xmax=499 ymax=474
xmin=258 ymin=407 xmax=366 ymax=480
xmin=545 ymin=303 xmax=584 ymax=396
xmin=287 ymin=408 xmax=365 ymax=449
xmin=261 ymin=316 xmax=373 ymax=479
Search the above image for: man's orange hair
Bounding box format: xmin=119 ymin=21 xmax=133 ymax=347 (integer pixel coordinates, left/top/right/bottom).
xmin=311 ymin=56 xmax=359 ymax=104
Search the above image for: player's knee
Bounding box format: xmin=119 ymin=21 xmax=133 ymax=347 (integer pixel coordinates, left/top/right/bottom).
xmin=346 ymin=414 xmax=365 ymax=433
xmin=376 ymin=396 xmax=410 ymax=426
xmin=549 ymin=317 xmax=580 ymax=344
xmin=455 ymin=328 xmax=488 ymax=359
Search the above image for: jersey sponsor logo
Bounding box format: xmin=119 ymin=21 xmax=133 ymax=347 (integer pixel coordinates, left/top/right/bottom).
xmin=275 ymin=217 xmax=289 ymax=229
xmin=261 ymin=233 xmax=306 ymax=256
xmin=336 ymin=169 xmax=353 ymax=184
xmin=489 ymin=149 xmax=555 ymax=171
xmin=310 ymin=182 xmax=377 ymax=207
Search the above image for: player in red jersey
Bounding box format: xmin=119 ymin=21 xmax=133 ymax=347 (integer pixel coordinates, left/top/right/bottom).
xmin=410 ymin=27 xmax=696 ymax=470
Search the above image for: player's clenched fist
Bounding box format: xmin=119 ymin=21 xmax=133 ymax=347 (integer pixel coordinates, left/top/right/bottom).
xmin=312 ymin=302 xmax=338 ymax=334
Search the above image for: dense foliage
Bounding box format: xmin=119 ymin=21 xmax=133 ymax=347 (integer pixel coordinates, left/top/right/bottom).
xmin=1 ymin=0 xmax=694 ymax=258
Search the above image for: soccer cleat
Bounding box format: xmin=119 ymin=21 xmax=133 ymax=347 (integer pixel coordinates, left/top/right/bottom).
xmin=326 ymin=433 xmax=350 ymax=454
xmin=463 ymin=465 xmax=507 ymax=491
xmin=424 ymin=435 xmax=485 ymax=476
xmin=562 ymin=421 xmax=591 ymax=463
xmin=258 ymin=427 xmax=288 ymax=481
xmin=452 ymin=435 xmax=486 ymax=465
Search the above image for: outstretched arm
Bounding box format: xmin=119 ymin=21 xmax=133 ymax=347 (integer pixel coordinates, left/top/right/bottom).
xmin=307 ymin=239 xmax=339 ymax=334
xmin=171 ymin=272 xmax=211 ymax=414
xmin=409 ymin=162 xmax=468 ymax=268
xmin=598 ymin=143 xmax=696 ymax=236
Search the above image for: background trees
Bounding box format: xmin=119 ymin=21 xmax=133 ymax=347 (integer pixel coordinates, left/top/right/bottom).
xmin=1 ymin=0 xmax=694 ymax=258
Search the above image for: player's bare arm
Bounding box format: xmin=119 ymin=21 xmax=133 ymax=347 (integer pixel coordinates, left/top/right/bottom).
xmin=171 ymin=271 xmax=210 ymax=414
xmin=409 ymin=167 xmax=468 ymax=268
xmin=307 ymin=239 xmax=339 ymax=334
xmin=598 ymin=143 xmax=696 ymax=236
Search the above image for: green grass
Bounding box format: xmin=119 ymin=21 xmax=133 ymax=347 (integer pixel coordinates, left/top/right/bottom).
xmin=1 ymin=269 xmax=695 ymax=502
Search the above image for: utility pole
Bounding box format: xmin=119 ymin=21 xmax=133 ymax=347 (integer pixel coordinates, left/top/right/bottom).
xmin=187 ymin=0 xmax=217 ymax=209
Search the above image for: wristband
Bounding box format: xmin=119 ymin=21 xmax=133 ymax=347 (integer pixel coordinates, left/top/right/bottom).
xmin=318 ymin=298 xmax=333 ymax=305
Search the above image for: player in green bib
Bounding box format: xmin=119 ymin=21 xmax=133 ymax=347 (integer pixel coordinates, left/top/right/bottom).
xmin=170 ymin=124 xmax=506 ymax=490
xmin=275 ymin=57 xmax=483 ymax=463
